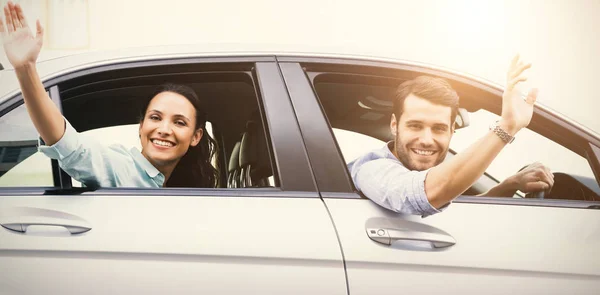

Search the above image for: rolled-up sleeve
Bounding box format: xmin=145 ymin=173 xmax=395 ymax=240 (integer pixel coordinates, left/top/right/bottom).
xmin=353 ymin=158 xmax=444 ymax=217
xmin=38 ymin=119 xmax=121 ymax=187
xmin=38 ymin=119 xmax=80 ymax=160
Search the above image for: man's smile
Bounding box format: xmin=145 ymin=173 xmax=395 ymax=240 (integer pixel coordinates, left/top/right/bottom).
xmin=411 ymin=148 xmax=436 ymax=156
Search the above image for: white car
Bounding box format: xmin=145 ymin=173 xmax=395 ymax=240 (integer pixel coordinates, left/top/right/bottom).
xmin=0 ymin=46 xmax=599 ymax=295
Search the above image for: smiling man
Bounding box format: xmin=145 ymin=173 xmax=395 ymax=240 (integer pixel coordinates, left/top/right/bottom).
xmin=348 ymin=57 xmax=554 ymax=217
xmin=390 ymin=76 xmax=456 ymax=172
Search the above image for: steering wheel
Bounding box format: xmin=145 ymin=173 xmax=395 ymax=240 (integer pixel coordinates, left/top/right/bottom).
xmin=523 ymin=172 xmax=600 ymax=201
xmin=516 ymin=165 xmax=548 ymax=199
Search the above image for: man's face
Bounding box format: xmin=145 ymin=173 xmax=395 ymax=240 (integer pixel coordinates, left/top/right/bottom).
xmin=391 ymin=94 xmax=454 ymax=171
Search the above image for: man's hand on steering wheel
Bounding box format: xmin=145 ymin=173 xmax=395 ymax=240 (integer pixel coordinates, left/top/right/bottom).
xmin=512 ymin=162 xmax=554 ymax=197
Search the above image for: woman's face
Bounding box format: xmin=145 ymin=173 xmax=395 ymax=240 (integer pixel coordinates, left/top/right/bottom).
xmin=139 ymin=91 xmax=203 ymax=169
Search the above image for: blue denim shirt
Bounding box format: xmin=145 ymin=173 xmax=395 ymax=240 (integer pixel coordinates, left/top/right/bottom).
xmin=39 ymin=119 xmax=165 ymax=188
xmin=347 ymin=142 xmax=444 ymax=217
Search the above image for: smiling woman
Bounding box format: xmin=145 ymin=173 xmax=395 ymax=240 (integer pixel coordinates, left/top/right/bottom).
xmin=0 ymin=2 xmax=224 ymax=188
xmin=138 ymin=84 xmax=218 ymax=188
xmin=29 ymin=83 xmax=218 ymax=189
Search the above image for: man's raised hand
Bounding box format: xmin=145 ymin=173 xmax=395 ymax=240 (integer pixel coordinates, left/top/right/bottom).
xmin=500 ymin=54 xmax=538 ymax=134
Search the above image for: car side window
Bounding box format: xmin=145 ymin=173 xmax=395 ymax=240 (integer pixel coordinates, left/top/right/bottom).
xmin=450 ymin=109 xmax=600 ymax=199
xmin=310 ymin=70 xmax=600 ymax=202
xmin=69 ymin=122 xmax=218 ymax=188
xmin=0 ymin=103 xmax=54 ymax=187
xmin=333 ymin=128 xmax=385 ymax=164
xmin=57 ymin=68 xmax=277 ymax=189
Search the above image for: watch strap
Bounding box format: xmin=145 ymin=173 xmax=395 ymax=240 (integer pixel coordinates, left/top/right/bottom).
xmin=490 ymin=121 xmax=515 ymax=144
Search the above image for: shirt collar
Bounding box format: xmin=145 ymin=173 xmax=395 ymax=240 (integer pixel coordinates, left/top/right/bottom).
xmin=385 ymin=141 xmax=398 ymax=160
xmin=130 ymin=147 xmax=165 ymax=184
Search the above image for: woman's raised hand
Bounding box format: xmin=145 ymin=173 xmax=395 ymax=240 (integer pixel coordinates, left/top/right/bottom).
xmin=0 ymin=1 xmax=44 ymax=69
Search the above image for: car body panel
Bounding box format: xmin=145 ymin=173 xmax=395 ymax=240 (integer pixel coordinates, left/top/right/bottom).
xmin=0 ymin=55 xmax=348 ymax=294
xmin=278 ymin=58 xmax=600 ymax=294
xmin=0 ymin=195 xmax=346 ymax=294
xmin=323 ymin=197 xmax=600 ymax=295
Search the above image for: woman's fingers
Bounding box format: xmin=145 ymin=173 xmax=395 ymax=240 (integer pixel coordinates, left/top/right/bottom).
xmin=0 ymin=15 xmax=6 ymax=38
xmin=15 ymin=3 xmax=28 ymax=28
xmin=36 ymin=19 xmax=43 ymax=41
xmin=9 ymin=2 xmax=21 ymax=29
xmin=4 ymin=6 xmax=14 ymax=32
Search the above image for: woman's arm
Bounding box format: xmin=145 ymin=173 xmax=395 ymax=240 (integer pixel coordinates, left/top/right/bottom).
xmin=1 ymin=1 xmax=64 ymax=145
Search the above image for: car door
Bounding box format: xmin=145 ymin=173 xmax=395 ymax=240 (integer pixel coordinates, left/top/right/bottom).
xmin=277 ymin=57 xmax=600 ymax=295
xmin=0 ymin=57 xmax=346 ymax=295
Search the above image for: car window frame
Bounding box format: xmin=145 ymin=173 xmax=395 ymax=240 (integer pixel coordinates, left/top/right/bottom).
xmin=0 ymin=90 xmax=63 ymax=190
xmin=0 ymin=56 xmax=319 ymax=198
xmin=277 ymin=55 xmax=600 ymax=209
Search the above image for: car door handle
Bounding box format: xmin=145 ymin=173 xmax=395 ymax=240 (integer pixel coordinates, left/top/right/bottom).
xmin=1 ymin=222 xmax=91 ymax=234
xmin=0 ymin=207 xmax=92 ymax=235
xmin=366 ymin=217 xmax=456 ymax=248
xmin=366 ymin=227 xmax=455 ymax=248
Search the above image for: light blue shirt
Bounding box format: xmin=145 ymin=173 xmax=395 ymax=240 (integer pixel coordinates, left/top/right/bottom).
xmin=347 ymin=142 xmax=444 ymax=217
xmin=39 ymin=119 xmax=165 ymax=188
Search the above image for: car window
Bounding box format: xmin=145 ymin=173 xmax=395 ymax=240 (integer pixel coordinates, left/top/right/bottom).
xmin=69 ymin=122 xmax=218 ymax=188
xmin=450 ymin=109 xmax=600 ymax=197
xmin=333 ymin=128 xmax=385 ymax=164
xmin=56 ymin=70 xmax=277 ymax=190
xmin=0 ymin=103 xmax=53 ymax=187
xmin=1 ymin=66 xmax=278 ymax=190
xmin=451 ymin=109 xmax=596 ymax=185
xmin=310 ymin=71 xmax=600 ymax=202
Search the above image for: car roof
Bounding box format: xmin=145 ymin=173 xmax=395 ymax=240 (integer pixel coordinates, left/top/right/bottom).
xmin=0 ymin=43 xmax=597 ymax=138
xmin=0 ymin=43 xmax=502 ymax=99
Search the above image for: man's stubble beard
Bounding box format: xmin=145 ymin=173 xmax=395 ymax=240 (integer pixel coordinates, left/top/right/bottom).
xmin=393 ymin=132 xmax=447 ymax=172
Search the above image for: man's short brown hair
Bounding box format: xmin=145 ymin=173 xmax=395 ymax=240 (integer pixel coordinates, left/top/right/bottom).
xmin=393 ymin=76 xmax=460 ymax=125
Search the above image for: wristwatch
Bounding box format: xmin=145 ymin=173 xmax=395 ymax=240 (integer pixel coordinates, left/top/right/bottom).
xmin=489 ymin=120 xmax=515 ymax=144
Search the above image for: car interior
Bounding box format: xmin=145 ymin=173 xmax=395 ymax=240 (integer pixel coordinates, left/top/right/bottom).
xmin=56 ymin=64 xmax=276 ymax=189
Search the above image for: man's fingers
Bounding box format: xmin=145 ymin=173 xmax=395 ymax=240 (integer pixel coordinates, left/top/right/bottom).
xmin=15 ymin=3 xmax=28 ymax=28
xmin=537 ymin=171 xmax=554 ymax=189
xmin=510 ymin=62 xmax=532 ymax=80
xmin=543 ymin=170 xmax=554 ymax=191
xmin=509 ymin=76 xmax=528 ymax=89
xmin=525 ymin=181 xmax=549 ymax=193
xmin=544 ymin=166 xmax=554 ymax=179
xmin=4 ymin=6 xmax=14 ymax=32
xmin=539 ymin=165 xmax=554 ymax=183
xmin=525 ymin=168 xmax=553 ymax=195
xmin=510 ymin=54 xmax=520 ymax=70
xmin=526 ymin=88 xmax=538 ymax=104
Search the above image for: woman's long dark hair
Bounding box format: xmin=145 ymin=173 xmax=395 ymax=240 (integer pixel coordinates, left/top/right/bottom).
xmin=141 ymin=83 xmax=219 ymax=188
